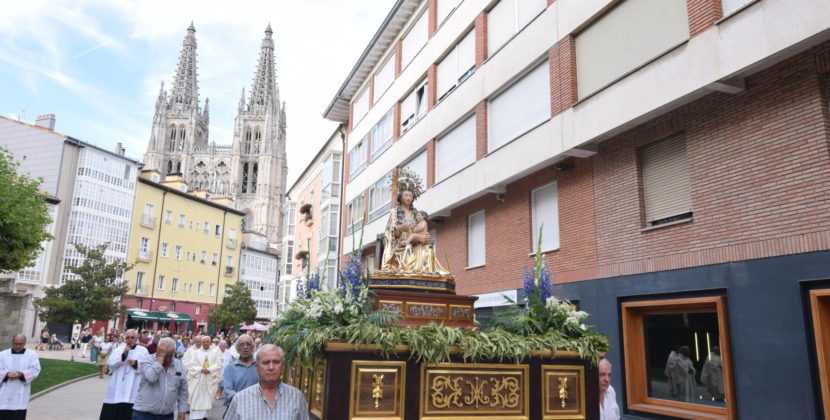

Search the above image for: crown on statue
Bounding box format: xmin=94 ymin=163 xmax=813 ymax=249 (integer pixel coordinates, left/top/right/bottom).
xmin=391 ymin=167 xmax=424 ymax=201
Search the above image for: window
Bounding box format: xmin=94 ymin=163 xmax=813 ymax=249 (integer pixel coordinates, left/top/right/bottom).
xmin=200 ymin=251 xmax=207 ymax=264
xmin=722 ymin=0 xmax=754 ymax=16
xmin=209 ymin=284 xmax=215 ymax=296
xmin=401 ymin=10 xmax=428 ymax=68
xmin=203 ymin=221 xmax=209 ymax=234
xmin=621 ymin=296 xmax=734 ymax=420
xmin=228 ymin=228 xmax=237 ymax=248
xmin=810 ymin=289 xmax=830 ymax=419
xmin=374 ymin=53 xmax=396 ymax=100
xmin=284 ymin=240 xmax=294 ymax=275
xmin=161 ymin=243 xmax=169 ymax=258
xmin=368 ymin=173 xmax=392 ymax=221
xmin=353 ymin=87 xmax=370 ymax=126
xmin=575 ymin=0 xmax=690 ymax=98
xmin=531 ymin=182 xmax=560 ymax=252
xmin=178 ymin=214 xmax=185 ymax=228
xmin=370 ymin=110 xmax=394 ymax=160
xmin=198 ymin=281 xmax=204 ymax=295
xmin=135 ymin=272 xmax=145 ymax=294
xmin=152 ymin=174 xmax=160 ymax=182
xmin=488 ymin=0 xmax=546 ymax=55
xmin=226 ymin=255 xmax=233 ymax=268
xmin=171 ymin=278 xmax=179 ymax=292
xmin=488 ymin=61 xmax=550 ymax=151
xmin=402 ymin=150 xmax=428 ymax=189
xmin=139 ymin=237 xmax=150 ymax=260
xmin=212 ymin=253 xmax=218 ymax=265
xmin=174 ymin=245 xmax=182 ymax=260
xmin=157 ymin=275 xmax=165 ymax=290
xmin=401 ymin=78 xmax=428 ymax=133
xmin=164 ymin=210 xmax=172 ymax=224
xmin=195 ymin=305 xmax=200 ymax=315
xmin=467 ymin=211 xmax=485 ymax=268
xmin=437 ymin=29 xmax=476 ymax=101
xmin=435 ymin=115 xmax=476 ymax=182
xmin=349 ymin=139 xmax=368 ymax=180
xmin=215 ymin=224 xmax=221 ymax=236
xmin=437 ymin=0 xmax=462 ymax=26
xmin=347 ymin=194 xmax=366 ymax=235
xmin=640 ymin=135 xmax=692 ymax=227
xmin=322 ymin=153 xmax=342 ymax=198
xmin=142 ymin=204 xmax=155 ymax=226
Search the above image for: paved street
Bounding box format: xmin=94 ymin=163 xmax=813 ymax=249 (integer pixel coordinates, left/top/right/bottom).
xmin=30 ymin=346 xmax=227 ymax=419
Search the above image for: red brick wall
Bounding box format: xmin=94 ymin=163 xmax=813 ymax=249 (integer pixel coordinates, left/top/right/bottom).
xmin=428 ymin=0 xmax=438 ymax=39
xmin=368 ymin=75 xmax=375 ymax=107
xmin=475 ymin=101 xmax=488 ymax=160
xmin=426 ymin=139 xmax=436 ymax=188
xmin=428 ymin=64 xmax=438 ymax=111
xmin=475 ymin=12 xmax=488 ymax=68
xmin=549 ymin=36 xmax=577 ymax=117
xmin=395 ymin=41 xmax=403 ymax=78
xmin=686 ymin=0 xmax=723 ymax=38
xmin=393 ymin=102 xmax=402 ymax=141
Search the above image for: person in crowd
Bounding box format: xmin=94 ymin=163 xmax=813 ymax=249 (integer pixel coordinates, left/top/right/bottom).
xmin=37 ymin=326 xmax=49 ymax=352
xmin=177 ymin=337 xmax=191 ymax=359
xmin=222 ymin=335 xmax=258 ymax=409
xmin=91 ymin=328 xmax=105 ymax=364
xmin=99 ymin=330 xmax=148 ymax=420
xmin=223 ymin=345 xmax=308 ymax=420
xmin=80 ymin=328 xmax=92 ymax=358
xmin=0 ymin=335 xmax=41 ymax=420
xmin=132 ymin=337 xmax=188 ymax=420
xmin=97 ymin=334 xmax=115 ymax=379
xmin=147 ymin=335 xmax=160 ymax=355
xmin=671 ymin=345 xmax=697 ymax=402
xmin=701 ymin=346 xmax=724 ymax=401
xmin=183 ymin=336 xmax=222 ymax=419
xmin=216 ymin=340 xmax=229 ymax=399
xmin=664 ymin=346 xmax=681 ymax=398
xmin=253 ymin=338 xmax=261 ymax=352
xmin=138 ymin=330 xmax=151 ymax=347
xmin=599 ymin=359 xmax=620 ymax=420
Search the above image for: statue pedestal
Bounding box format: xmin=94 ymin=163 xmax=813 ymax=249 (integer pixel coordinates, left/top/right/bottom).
xmin=368 ymin=273 xmax=457 ymax=294
xmin=371 ymin=288 xmax=477 ymax=329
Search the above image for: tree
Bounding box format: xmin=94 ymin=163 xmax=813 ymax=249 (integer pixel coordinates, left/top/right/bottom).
xmin=0 ymin=146 xmax=52 ymax=271
xmin=33 ymin=243 xmax=132 ymax=325
xmin=208 ymin=281 xmax=257 ymax=331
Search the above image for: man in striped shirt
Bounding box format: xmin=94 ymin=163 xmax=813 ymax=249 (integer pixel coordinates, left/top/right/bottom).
xmin=133 ymin=337 xmax=189 ymax=420
xmin=223 ymin=344 xmax=308 ymax=420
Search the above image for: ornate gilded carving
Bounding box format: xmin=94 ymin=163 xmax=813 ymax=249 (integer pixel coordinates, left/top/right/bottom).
xmin=422 ymin=364 xmax=529 ymax=419
xmin=380 ymin=300 xmax=403 ymax=312
xmin=490 ymin=377 xmax=521 ymax=409
xmin=430 ymin=376 xmax=464 ymax=409
xmin=450 ymin=305 xmax=472 ymax=320
xmin=558 ymin=377 xmax=568 ymax=408
xmin=372 ymin=374 xmax=385 ymax=409
xmin=408 ymin=303 xmax=446 ymax=318
xmin=463 ymin=377 xmax=490 ymax=408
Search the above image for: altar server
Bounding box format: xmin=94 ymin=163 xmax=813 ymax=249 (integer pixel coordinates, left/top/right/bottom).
xmin=183 ymin=335 xmax=222 ymax=419
xmin=99 ymin=329 xmax=149 ymax=419
xmin=0 ymin=334 xmax=41 ymax=420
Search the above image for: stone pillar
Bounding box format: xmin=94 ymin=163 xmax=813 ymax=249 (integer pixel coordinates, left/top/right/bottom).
xmin=0 ymin=277 xmax=32 ymax=350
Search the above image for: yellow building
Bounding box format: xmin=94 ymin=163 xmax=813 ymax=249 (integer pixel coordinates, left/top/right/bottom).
xmin=119 ymin=170 xmax=244 ymax=333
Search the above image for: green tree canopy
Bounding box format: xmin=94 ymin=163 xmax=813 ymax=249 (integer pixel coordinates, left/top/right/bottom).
xmin=208 ymin=281 xmax=257 ymax=331
xmin=0 ymin=146 xmax=53 ymax=272
xmin=33 ymin=243 xmax=132 ymax=325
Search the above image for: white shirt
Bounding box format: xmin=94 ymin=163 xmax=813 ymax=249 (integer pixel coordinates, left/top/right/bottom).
xmin=104 ymin=344 xmax=150 ymax=404
xmin=100 ymin=341 xmax=114 ymax=359
xmin=600 ymin=384 xmax=620 ymax=420
xmin=0 ymin=349 xmax=41 ymax=410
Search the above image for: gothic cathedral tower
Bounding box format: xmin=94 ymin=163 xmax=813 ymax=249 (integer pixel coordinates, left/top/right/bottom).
xmin=143 ymin=24 xmax=287 ymax=244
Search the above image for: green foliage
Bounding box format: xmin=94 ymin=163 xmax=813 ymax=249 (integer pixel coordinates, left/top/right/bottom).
xmin=33 ymin=244 xmax=131 ymax=325
xmin=31 ymin=359 xmax=99 ymax=394
xmin=0 ymin=146 xmax=53 ymax=271
xmin=208 ymin=281 xmax=257 ymax=331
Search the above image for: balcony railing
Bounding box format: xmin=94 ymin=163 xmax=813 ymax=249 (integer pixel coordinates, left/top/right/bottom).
xmin=138 ymin=250 xmax=152 ymax=262
xmin=134 ymin=285 xmax=149 ymax=295
xmin=141 ymin=215 xmax=157 ymax=228
xmin=225 ymin=266 xmax=235 ymax=276
xmin=227 ymin=238 xmax=237 ymax=249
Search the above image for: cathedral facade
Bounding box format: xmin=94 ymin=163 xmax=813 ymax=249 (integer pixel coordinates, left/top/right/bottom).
xmin=143 ymin=23 xmax=287 ymax=243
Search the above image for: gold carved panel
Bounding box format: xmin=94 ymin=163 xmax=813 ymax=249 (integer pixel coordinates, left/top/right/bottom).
xmin=350 ymin=361 xmax=406 ymax=420
xmin=541 ymin=365 xmax=585 ymax=420
xmin=420 ymin=363 xmax=529 ymax=420
xmin=406 ymin=302 xmax=448 ymax=319
xmin=379 ymin=300 xmax=404 ymax=313
xmin=310 ymin=360 xmax=327 ymax=419
xmin=449 ymin=305 xmax=473 ymax=321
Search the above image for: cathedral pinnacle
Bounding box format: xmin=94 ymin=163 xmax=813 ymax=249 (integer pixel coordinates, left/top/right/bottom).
xmin=246 ymin=24 xmax=278 ymax=109
xmin=170 ymin=24 xmax=199 ymax=108
xmin=188 ymin=21 xmax=195 ymax=32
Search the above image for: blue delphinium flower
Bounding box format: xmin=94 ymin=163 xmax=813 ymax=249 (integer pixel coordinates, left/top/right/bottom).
xmin=306 ymin=271 xmax=321 ymax=298
xmin=523 ymin=268 xmax=535 ymax=303
xmin=296 ymin=278 xmax=305 ymax=298
xmin=340 ymin=251 xmax=363 ymax=302
xmin=538 ymin=266 xmax=553 ymax=304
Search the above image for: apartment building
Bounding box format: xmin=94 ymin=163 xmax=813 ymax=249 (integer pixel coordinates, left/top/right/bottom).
xmin=0 ymin=115 xmax=142 ymax=340
xmin=279 ymin=129 xmax=344 ymax=309
xmin=240 ymin=231 xmax=280 ymax=321
xmin=325 ymin=0 xmax=830 ymax=419
xmin=119 ymin=170 xmax=244 ymax=333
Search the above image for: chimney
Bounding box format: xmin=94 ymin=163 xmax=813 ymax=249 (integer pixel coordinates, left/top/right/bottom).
xmin=35 ymin=114 xmax=56 ymax=130
xmin=115 ymin=142 xmax=125 ymax=156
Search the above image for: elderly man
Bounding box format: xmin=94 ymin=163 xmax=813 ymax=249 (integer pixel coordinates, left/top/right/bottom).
xmin=183 ymin=336 xmax=222 ymax=419
xmin=599 ymin=359 xmax=620 ymax=420
xmin=223 ymin=344 xmax=308 ymax=420
xmin=133 ymin=337 xmax=188 ymax=420
xmin=0 ymin=334 xmax=40 ymax=420
xmin=222 ymin=335 xmax=258 ymax=408
xmin=100 ymin=329 xmax=149 ymax=420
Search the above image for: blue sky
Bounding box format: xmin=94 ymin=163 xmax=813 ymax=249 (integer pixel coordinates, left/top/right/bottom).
xmin=0 ymin=0 xmax=394 ymax=184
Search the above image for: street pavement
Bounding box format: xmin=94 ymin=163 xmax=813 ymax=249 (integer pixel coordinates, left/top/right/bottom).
xmin=29 ymin=345 xmax=227 ymax=419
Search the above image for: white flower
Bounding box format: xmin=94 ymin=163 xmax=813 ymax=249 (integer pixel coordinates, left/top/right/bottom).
xmin=333 ymin=302 xmax=344 ymax=314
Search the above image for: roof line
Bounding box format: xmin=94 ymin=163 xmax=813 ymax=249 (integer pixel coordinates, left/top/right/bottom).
xmin=139 ymin=177 xmax=246 ymax=216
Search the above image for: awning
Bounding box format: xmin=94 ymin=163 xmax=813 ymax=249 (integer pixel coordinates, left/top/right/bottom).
xmin=126 ymin=309 xmax=193 ymax=322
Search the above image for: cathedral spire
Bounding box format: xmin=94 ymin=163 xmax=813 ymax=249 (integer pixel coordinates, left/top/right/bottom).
xmin=170 ymin=23 xmax=199 ymax=107
xmin=247 ymin=24 xmax=277 ymax=109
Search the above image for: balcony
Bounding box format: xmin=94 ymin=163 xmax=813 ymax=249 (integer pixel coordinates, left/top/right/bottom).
xmin=141 ymin=215 xmax=157 ymax=228
xmin=225 ymin=266 xmax=235 ymax=276
xmin=138 ymin=250 xmax=152 ymax=262
xmin=227 ymin=238 xmax=237 ymax=249
xmin=134 ymin=285 xmax=149 ymax=296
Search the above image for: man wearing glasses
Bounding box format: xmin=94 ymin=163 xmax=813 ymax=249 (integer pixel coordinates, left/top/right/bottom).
xmin=221 ymin=335 xmax=258 ymax=409
xmin=100 ymin=329 xmax=149 ymax=420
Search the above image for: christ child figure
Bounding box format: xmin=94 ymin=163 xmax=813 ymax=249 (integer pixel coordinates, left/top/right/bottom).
xmin=402 ymin=211 xmax=429 ymax=247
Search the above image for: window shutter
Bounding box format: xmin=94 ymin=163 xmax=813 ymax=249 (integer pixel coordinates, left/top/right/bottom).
xmin=456 ymin=29 xmax=476 ymax=79
xmin=517 ymin=0 xmax=545 ymax=29
xmin=641 ymin=135 xmax=692 ymax=223
xmin=353 ymin=88 xmax=369 ymax=124
xmin=576 ymin=0 xmax=689 ymax=98
xmin=403 ymin=150 xmax=428 ymax=188
xmin=532 ymin=183 xmax=559 ymax=251
xmin=374 ymin=55 xmax=395 ymax=99
xmin=437 ymin=0 xmax=461 ymax=25
xmin=722 ymin=0 xmax=754 ymax=16
xmin=488 ymin=61 xmax=550 ymax=151
xmin=437 ymin=48 xmax=458 ymax=99
xmin=488 ymin=0 xmax=514 ymax=55
xmin=402 ymin=11 xmax=428 ymax=67
xmin=436 ymin=116 xmax=476 ymax=182
xmin=468 ymin=211 xmax=486 ymax=267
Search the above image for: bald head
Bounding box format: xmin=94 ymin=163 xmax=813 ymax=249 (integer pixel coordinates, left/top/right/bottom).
xmin=12 ymin=334 xmax=26 ymax=352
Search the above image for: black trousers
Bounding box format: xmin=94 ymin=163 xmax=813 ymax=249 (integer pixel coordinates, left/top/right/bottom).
xmin=99 ymin=402 xmax=134 ymax=420
xmin=0 ymin=409 xmax=27 ymax=420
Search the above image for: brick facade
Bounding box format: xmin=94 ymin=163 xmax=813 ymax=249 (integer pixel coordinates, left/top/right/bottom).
xmin=686 ymin=0 xmax=723 ymax=38
xmin=549 ymin=36 xmax=577 ymax=117
xmin=474 ymin=12 xmax=488 ymax=68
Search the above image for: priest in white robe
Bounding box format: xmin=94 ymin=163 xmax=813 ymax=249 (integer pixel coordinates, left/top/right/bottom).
xmin=0 ymin=334 xmax=41 ymax=420
xmin=182 ymin=336 xmax=222 ymax=419
xmin=99 ymin=329 xmax=149 ymax=420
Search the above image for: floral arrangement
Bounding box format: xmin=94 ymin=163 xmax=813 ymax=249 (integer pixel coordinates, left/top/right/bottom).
xmin=299 ymin=203 xmax=312 ymax=222
xmin=294 ymin=250 xmax=309 ymax=261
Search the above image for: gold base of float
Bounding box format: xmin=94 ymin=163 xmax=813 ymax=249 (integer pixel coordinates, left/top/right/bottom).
xmin=289 ymin=343 xmax=599 ymax=420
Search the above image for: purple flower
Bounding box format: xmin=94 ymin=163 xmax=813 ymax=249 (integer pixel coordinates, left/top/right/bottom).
xmin=538 ymin=266 xmax=552 ymax=304
xmin=523 ymin=268 xmax=535 ymax=301
xmin=340 ymin=251 xmax=364 ymax=302
xmin=306 ymin=271 xmax=321 ymax=298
